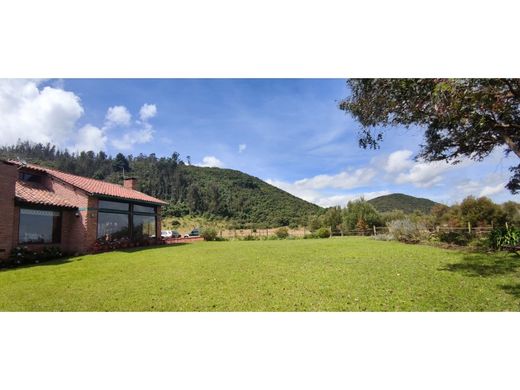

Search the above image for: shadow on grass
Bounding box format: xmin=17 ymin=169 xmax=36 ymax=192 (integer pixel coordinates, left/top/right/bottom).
xmin=442 ymin=252 xmax=520 ymax=277
xmin=500 ymin=284 xmax=520 ymax=299
xmin=115 ymin=243 xmax=190 ymax=253
xmin=0 ymin=256 xmax=80 ymax=272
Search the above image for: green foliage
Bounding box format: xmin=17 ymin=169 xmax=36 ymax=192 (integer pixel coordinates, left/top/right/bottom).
xmin=340 ymin=79 xmax=520 ymax=193
xmin=201 ymin=227 xmax=219 ymax=241
xmin=387 ymin=219 xmax=428 ymax=244
xmin=7 ymin=245 xmax=64 ymax=267
xmin=275 ymin=227 xmax=289 ymax=239
xmin=368 ymin=193 xmax=438 ymax=214
xmin=459 ymin=196 xmax=506 ymax=227
xmin=343 ymin=198 xmax=382 ymax=230
xmin=316 ymin=227 xmax=331 ymax=238
xmin=438 ymin=231 xmax=473 ymax=246
xmin=489 ymin=226 xmax=520 ymax=250
xmin=0 ymin=142 xmax=321 ymax=228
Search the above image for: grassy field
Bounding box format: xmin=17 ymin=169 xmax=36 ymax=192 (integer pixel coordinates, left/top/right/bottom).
xmin=1 ymin=237 xmax=519 ymax=311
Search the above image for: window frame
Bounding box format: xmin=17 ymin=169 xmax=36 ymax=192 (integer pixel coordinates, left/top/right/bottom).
xmin=18 ymin=206 xmax=63 ymax=245
xmin=96 ymin=197 xmax=157 ymax=241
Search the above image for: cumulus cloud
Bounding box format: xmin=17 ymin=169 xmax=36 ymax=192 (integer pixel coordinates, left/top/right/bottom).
xmin=110 ymin=104 xmax=157 ymax=150
xmin=0 ymin=79 xmax=84 ymax=147
xmin=480 ymin=183 xmax=506 ymax=197
xmin=139 ymin=103 xmax=157 ymax=121
xmin=293 ymin=168 xmax=376 ymax=190
xmin=266 ymin=175 xmax=389 ymax=207
xmin=265 ymin=168 xmax=380 ymax=207
xmin=105 ymin=105 xmax=131 ymax=128
xmin=198 ymin=156 xmax=225 ymax=168
xmin=111 ymin=126 xmax=154 ymax=150
xmin=384 ymin=150 xmax=414 ymax=173
xmin=71 ymin=124 xmax=107 ymax=152
xmin=238 ymin=144 xmax=247 ymax=153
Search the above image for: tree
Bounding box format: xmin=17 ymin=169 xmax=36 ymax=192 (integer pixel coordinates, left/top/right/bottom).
xmin=339 ymin=79 xmax=520 ymax=193
xmin=342 ymin=198 xmax=381 ymax=230
xmin=186 ymin=184 xmax=204 ymax=213
xmin=113 ymin=153 xmax=130 ymax=173
xmin=458 ymin=196 xmax=505 ymax=227
xmin=323 ymin=206 xmax=343 ymax=231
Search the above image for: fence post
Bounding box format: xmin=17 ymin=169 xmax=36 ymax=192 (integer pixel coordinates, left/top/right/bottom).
xmin=468 ymin=221 xmax=471 ymax=234
xmin=373 ymin=225 xmax=377 ymax=236
xmin=330 ymin=226 xmax=333 ymax=238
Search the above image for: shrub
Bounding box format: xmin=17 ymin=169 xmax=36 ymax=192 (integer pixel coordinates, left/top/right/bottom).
xmin=275 ymin=227 xmax=289 ymax=239
xmin=288 ymin=222 xmax=299 ymax=229
xmin=387 ymin=219 xmax=428 ymax=243
xmin=201 ymin=227 xmax=218 ymax=241
xmin=242 ymin=234 xmax=257 ymax=241
xmin=171 ymin=220 xmax=181 ymax=227
xmin=489 ymin=226 xmax=520 ymax=250
xmin=438 ymin=231 xmax=472 ymax=246
xmin=303 ymin=233 xmax=317 ymax=239
xmin=316 ymin=227 xmax=331 ymax=239
xmin=6 ymin=245 xmax=64 ymax=267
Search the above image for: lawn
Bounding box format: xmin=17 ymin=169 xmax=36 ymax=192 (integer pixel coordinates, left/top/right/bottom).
xmin=1 ymin=237 xmax=520 ymax=311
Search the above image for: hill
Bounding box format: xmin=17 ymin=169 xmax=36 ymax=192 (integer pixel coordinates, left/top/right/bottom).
xmin=0 ymin=142 xmax=321 ymax=227
xmin=368 ymin=193 xmax=439 ymax=214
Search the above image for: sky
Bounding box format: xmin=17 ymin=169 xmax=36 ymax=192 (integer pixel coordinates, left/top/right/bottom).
xmin=0 ymin=78 xmax=517 ymax=207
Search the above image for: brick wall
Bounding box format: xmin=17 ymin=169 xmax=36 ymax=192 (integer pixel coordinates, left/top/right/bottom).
xmin=0 ymin=162 xmax=18 ymax=260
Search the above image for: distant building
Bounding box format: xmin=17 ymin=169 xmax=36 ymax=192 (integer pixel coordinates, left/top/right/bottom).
xmin=0 ymin=160 xmax=166 ymax=260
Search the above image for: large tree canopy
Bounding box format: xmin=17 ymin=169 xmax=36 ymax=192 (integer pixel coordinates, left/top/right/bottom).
xmin=339 ymin=79 xmax=520 ymax=193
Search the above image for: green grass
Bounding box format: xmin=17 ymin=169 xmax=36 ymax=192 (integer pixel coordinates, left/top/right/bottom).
xmin=1 ymin=237 xmax=520 ymax=311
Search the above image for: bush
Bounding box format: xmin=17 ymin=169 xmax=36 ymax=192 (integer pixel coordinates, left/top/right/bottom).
xmin=316 ymin=227 xmax=331 ymax=239
xmin=288 ymin=222 xmax=299 ymax=229
xmin=242 ymin=234 xmax=258 ymax=241
xmin=438 ymin=231 xmax=472 ymax=246
xmin=201 ymin=227 xmax=219 ymax=241
xmin=303 ymin=233 xmax=317 ymax=239
xmin=5 ymin=245 xmax=64 ymax=267
xmin=171 ymin=220 xmax=181 ymax=227
xmin=387 ymin=219 xmax=428 ymax=243
xmin=275 ymin=227 xmax=289 ymax=239
xmin=489 ymin=226 xmax=520 ymax=250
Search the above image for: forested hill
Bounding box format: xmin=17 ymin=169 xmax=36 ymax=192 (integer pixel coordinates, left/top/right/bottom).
xmin=368 ymin=193 xmax=439 ymax=214
xmin=0 ymin=142 xmax=321 ymax=227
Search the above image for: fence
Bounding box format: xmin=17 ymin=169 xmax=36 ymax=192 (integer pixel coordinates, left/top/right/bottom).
xmin=217 ymin=224 xmax=501 ymax=239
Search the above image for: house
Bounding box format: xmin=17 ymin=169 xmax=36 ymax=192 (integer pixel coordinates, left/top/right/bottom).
xmin=0 ymin=159 xmax=167 ymax=260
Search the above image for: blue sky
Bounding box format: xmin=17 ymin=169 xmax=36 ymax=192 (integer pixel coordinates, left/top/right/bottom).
xmin=1 ymin=79 xmax=517 ymax=206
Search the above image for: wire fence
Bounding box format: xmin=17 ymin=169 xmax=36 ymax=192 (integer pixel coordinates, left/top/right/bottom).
xmin=217 ymin=224 xmax=502 ymax=239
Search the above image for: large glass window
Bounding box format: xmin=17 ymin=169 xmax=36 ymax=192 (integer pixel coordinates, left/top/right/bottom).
xmin=132 ymin=215 xmax=157 ymax=239
xmin=19 ymin=208 xmax=61 ymax=244
xmin=133 ymin=204 xmax=155 ymax=213
xmin=97 ymin=212 xmax=130 ymax=240
xmin=98 ymin=200 xmax=129 ymax=211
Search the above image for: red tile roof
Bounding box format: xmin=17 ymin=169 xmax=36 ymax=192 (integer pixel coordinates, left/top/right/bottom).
xmin=10 ymin=161 xmax=167 ymax=205
xmin=15 ymin=180 xmax=78 ymax=209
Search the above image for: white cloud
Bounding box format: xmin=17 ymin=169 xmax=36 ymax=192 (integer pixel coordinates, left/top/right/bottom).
xmin=313 ymin=191 xmax=391 ymax=208
xmin=384 ymin=150 xmax=414 ymax=173
xmin=111 ymin=104 xmax=157 ymax=150
xmin=293 ymin=168 xmax=376 ymax=190
xmin=394 ymin=161 xmax=451 ymax=188
xmin=480 ymin=183 xmax=506 ymax=197
xmin=266 ymin=175 xmax=390 ymax=207
xmin=105 ymin=105 xmax=131 ymax=128
xmin=71 ymin=124 xmax=107 ymax=152
xmin=0 ymin=79 xmax=84 ymax=147
xmin=238 ymin=143 xmax=247 ymax=153
xmin=111 ymin=126 xmax=154 ymax=150
xmin=198 ymin=156 xmax=225 ymax=168
xmin=139 ymin=103 xmax=157 ymax=121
